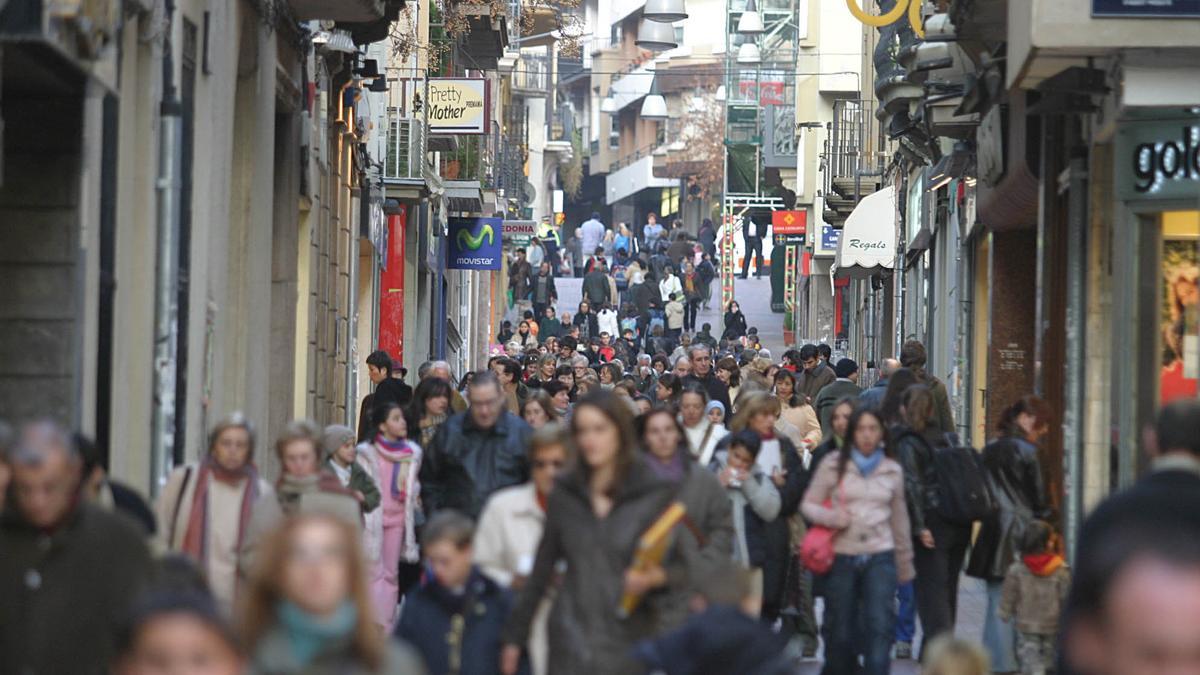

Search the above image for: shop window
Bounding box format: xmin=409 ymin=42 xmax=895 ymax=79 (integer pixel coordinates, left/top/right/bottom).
xmin=1159 ymin=210 xmax=1200 ymax=404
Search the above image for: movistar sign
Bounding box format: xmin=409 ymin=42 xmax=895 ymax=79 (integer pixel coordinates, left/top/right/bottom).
xmin=447 ymin=217 xmax=502 ymax=270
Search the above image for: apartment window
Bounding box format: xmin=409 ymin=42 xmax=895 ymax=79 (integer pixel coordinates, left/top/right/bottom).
xmin=609 ymin=114 xmax=620 ymax=150
xmin=611 ymin=24 xmax=622 ymax=46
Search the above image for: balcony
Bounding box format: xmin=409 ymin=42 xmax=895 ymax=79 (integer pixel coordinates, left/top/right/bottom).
xmin=557 ymin=54 xmax=588 ymax=87
xmin=512 ymin=50 xmax=549 ymax=95
xmin=606 ymin=145 xmax=676 ymax=205
xmin=822 ymin=100 xmax=880 ymax=227
xmin=438 ymin=133 xmax=493 ymax=212
xmin=290 ymin=0 xmax=382 ymax=23
xmin=382 ymin=114 xmax=426 ymax=184
xmin=454 ymin=2 xmax=509 ymax=70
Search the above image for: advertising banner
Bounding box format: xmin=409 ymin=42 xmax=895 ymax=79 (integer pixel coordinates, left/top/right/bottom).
xmin=427 ymin=78 xmax=488 ymax=134
xmin=447 ymin=217 xmax=502 ymax=270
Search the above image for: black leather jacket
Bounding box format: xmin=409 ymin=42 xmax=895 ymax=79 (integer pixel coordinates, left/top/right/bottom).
xmin=966 ymin=435 xmax=1050 ymax=581
xmin=892 ymin=425 xmax=943 ymax=536
xmin=419 ymin=410 xmax=532 ymax=519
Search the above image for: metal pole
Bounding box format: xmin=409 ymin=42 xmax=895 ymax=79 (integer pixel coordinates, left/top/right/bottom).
xmin=152 ymin=0 xmax=183 ymax=495
xmin=1062 ymin=150 xmax=1088 ymax=561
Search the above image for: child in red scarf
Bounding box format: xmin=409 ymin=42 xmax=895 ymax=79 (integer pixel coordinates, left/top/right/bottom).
xmin=999 ymin=520 xmax=1071 ymax=675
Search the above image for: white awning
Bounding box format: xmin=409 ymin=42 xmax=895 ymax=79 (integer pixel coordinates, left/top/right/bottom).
xmin=832 ymin=186 xmax=897 ymax=280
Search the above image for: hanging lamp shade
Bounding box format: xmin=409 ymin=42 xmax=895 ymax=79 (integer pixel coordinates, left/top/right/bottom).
xmin=641 ymin=75 xmax=668 ymax=120
xmin=715 ymin=84 xmax=727 ymax=101
xmin=635 ymin=18 xmax=678 ymax=51
xmin=737 ymin=0 xmax=764 ymax=34
xmin=600 ymin=94 xmax=618 ymax=113
xmin=643 ymin=0 xmax=688 ymax=22
xmin=736 ymin=41 xmax=762 ymax=64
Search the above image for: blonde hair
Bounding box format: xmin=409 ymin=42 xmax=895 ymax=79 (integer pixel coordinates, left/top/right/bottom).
xmin=922 ymin=637 xmax=990 ymax=675
xmin=239 ymin=514 xmax=382 ymax=669
xmin=728 ymin=391 xmax=782 ymax=432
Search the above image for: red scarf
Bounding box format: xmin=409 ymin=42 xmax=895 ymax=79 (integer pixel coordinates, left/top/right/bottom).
xmin=1022 ymin=553 xmax=1065 ymax=576
xmin=181 ymin=457 xmax=261 ymax=567
xmin=536 ymin=490 xmax=549 ymax=512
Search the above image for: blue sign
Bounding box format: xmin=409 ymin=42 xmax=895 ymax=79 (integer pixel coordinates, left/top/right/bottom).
xmin=821 ymin=225 xmax=841 ymax=251
xmin=447 ymin=217 xmax=503 ymax=270
xmin=1093 ymin=0 xmax=1200 ymax=15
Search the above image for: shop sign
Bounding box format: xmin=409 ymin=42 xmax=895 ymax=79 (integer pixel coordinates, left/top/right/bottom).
xmin=773 ymin=233 xmax=806 ymax=246
xmin=447 ymin=217 xmax=502 ymax=270
xmin=1117 ymin=123 xmax=1200 ymax=201
xmin=771 ymin=210 xmax=807 ymax=234
xmin=1094 ymin=0 xmax=1200 ymax=16
xmin=818 ymin=224 xmax=841 ymax=255
xmin=502 ymin=219 xmax=536 ymax=245
xmin=427 ymin=78 xmax=488 ymax=134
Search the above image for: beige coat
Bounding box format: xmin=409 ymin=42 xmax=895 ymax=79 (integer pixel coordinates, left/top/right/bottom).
xmin=801 ymin=452 xmax=915 ymax=583
xmin=780 ymin=401 xmax=822 ymax=447
xmin=238 ymin=478 xmax=363 ymax=579
xmin=156 ymin=464 xmax=274 ymax=612
xmin=474 ymin=483 xmax=552 ymax=675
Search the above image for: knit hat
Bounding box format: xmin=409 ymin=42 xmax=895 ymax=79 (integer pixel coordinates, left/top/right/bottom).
xmin=705 ymin=400 xmax=725 ymax=416
xmin=834 ymin=358 xmax=859 ymax=379
xmin=321 ymin=424 xmax=356 ymax=458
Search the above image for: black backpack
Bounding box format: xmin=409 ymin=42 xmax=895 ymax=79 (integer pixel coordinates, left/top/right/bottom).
xmin=931 ymin=440 xmax=998 ymax=525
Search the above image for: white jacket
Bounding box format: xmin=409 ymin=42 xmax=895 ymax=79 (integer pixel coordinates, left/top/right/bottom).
xmin=597 ymin=308 xmax=619 ymax=337
xmin=659 ymin=274 xmax=683 ymax=302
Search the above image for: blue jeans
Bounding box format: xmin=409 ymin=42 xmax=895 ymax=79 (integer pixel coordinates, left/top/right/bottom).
xmin=822 ymin=552 xmax=897 ymax=675
xmin=895 ymin=581 xmax=916 ymax=643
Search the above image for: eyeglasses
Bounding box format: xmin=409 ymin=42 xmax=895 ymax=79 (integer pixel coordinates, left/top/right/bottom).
xmin=533 ymin=459 xmax=565 ymax=470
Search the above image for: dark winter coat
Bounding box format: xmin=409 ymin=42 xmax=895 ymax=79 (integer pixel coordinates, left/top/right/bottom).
xmin=0 ymin=502 xmax=153 ymax=675
xmin=683 ymin=372 xmax=732 ymax=423
xmin=532 ymin=273 xmax=557 ymax=305
xmin=510 ymin=259 xmax=534 ymax=300
xmin=573 ymin=311 xmax=600 ymax=340
xmin=537 ymin=316 xmax=563 ymax=343
xmin=631 ymin=605 xmax=791 ymax=675
xmin=814 ymin=379 xmax=862 ymax=436
xmin=646 ymin=453 xmax=735 ymax=632
xmin=583 ymin=269 xmax=612 ymax=306
xmin=856 ymin=376 xmax=889 ymax=411
xmin=966 ymin=435 xmax=1050 ymax=581
xmin=419 ymin=410 xmax=532 ymax=518
xmin=503 ymin=457 xmax=682 ymax=674
xmin=892 ymin=425 xmax=943 ymax=535
xmin=723 ymin=310 xmax=747 ymax=339
xmin=396 ymin=569 xmax=529 ymax=675
xmin=631 ymin=280 xmax=659 ymax=316
xmin=324 ymin=457 xmax=382 ymax=514
xmin=795 ymin=362 xmax=836 ymax=404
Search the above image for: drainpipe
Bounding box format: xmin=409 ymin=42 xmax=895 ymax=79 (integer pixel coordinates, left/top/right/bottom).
xmin=1062 ymin=148 xmax=1088 ymax=560
xmin=151 ymin=0 xmax=183 ymax=494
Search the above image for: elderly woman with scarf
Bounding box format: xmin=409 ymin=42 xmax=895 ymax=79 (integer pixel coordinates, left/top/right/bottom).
xmin=158 ymin=413 xmax=273 ymax=612
xmin=240 ymin=421 xmax=362 ymax=579
xmin=357 ymin=401 xmax=423 ymax=632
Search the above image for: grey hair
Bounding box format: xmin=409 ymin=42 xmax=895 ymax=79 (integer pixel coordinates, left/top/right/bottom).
xmin=417 ymin=360 xmax=434 ymax=380
xmin=689 ymin=344 xmax=712 ymax=358
xmin=429 ymin=361 xmax=453 ymax=378
xmin=207 ymin=412 xmax=257 ymax=457
xmin=880 ymin=357 xmax=901 ymax=377
xmin=7 ymin=420 xmax=78 ymax=467
xmin=571 ymin=355 xmax=589 ymax=367
xmin=675 ymin=356 xmax=690 ymax=368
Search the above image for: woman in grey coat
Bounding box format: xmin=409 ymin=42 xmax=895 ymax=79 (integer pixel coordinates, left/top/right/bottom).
xmin=638 ymin=405 xmax=735 ymax=632
xmin=501 ymin=391 xmax=686 ymax=675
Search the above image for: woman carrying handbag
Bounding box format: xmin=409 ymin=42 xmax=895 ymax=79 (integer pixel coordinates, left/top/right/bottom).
xmin=801 ymin=407 xmax=914 ymax=675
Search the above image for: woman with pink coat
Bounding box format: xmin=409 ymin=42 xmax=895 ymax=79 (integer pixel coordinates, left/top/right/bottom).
xmin=359 ymin=400 xmax=423 ymax=631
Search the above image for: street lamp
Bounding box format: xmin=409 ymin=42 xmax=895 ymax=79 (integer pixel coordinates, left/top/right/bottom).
xmin=736 ymin=41 xmax=761 ymax=64
xmin=600 ymin=94 xmax=618 ymax=113
xmin=641 ymin=75 xmax=668 ymax=120
xmin=737 ymin=0 xmax=764 ymax=34
xmin=643 ymin=0 xmax=688 ymax=22
xmin=635 ymin=18 xmax=678 ymax=51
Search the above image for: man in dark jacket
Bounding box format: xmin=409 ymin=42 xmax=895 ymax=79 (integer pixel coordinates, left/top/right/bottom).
xmin=358 ymin=350 xmax=412 ymax=442
xmin=509 ymin=247 xmax=533 ymax=303
xmin=739 ymin=213 xmax=768 ymax=279
xmin=397 ymin=511 xmax=529 ymax=675
xmin=858 ymin=357 xmax=899 ymax=411
xmin=814 ymin=358 xmax=863 ymax=436
xmin=531 ymin=261 xmax=558 ymax=317
xmin=420 ymin=371 xmax=532 ymax=518
xmin=683 ymin=345 xmax=732 ymax=423
xmin=901 ymin=339 xmax=956 ymax=435
xmin=582 ymin=259 xmax=612 ymax=307
xmin=0 ymin=422 xmax=152 ymax=675
xmin=794 ymin=343 xmax=836 ymax=404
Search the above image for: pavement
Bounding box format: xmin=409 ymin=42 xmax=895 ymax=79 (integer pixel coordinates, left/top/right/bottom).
xmin=553 ymin=273 xmax=789 ymax=356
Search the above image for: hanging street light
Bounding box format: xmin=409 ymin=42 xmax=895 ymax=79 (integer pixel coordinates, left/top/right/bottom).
xmin=643 ymin=0 xmax=688 ymax=22
xmin=737 ymin=0 xmax=764 ymax=34
xmin=635 ymin=17 xmax=678 ymax=51
xmin=641 ymin=75 xmax=668 ymax=120
xmin=600 ymin=94 xmax=618 ymax=113
xmin=737 ymin=41 xmax=762 ymax=64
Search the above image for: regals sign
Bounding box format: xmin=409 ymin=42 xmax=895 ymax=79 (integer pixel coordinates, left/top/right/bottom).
xmin=428 ymin=78 xmax=488 ymax=134
xmin=448 ymin=217 xmax=502 ymax=270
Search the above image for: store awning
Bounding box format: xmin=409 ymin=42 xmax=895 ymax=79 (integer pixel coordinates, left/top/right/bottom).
xmin=832 ymin=186 xmax=897 ymax=280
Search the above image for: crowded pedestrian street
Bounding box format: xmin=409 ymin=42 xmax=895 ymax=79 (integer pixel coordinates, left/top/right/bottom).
xmin=3 ymin=0 xmax=1200 ymax=672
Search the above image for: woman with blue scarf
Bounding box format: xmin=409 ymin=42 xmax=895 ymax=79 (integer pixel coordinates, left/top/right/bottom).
xmin=242 ymin=514 xmax=425 ymax=675
xmin=802 ymin=407 xmax=915 ymax=675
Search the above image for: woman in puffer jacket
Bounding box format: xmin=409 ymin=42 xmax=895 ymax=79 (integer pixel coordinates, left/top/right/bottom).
xmin=802 ymin=407 xmax=914 ymax=675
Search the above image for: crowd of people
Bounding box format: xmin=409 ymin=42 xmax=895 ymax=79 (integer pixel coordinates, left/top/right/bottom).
xmin=2 ymin=211 xmax=1200 ymax=675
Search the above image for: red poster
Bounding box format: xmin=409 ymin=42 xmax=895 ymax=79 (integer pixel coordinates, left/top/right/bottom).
xmin=378 ymin=210 xmax=407 ymax=363
xmin=772 ymin=210 xmax=807 ymax=234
